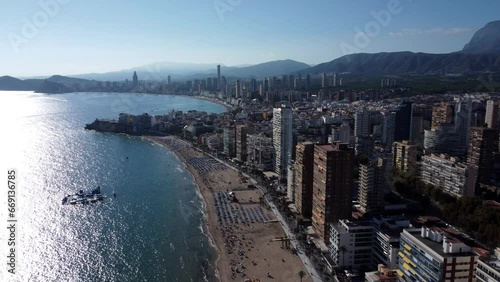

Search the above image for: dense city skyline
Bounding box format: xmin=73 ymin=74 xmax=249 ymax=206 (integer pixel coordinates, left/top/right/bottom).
xmin=1 ymin=0 xmax=500 ymax=77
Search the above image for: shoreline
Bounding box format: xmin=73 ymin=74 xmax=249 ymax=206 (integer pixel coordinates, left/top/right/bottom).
xmin=190 ymin=95 xmax=236 ymax=111
xmin=45 ymin=91 xmax=236 ymax=112
xmin=145 ymin=135 xmax=313 ymax=282
xmin=144 ymin=136 xmax=223 ymax=282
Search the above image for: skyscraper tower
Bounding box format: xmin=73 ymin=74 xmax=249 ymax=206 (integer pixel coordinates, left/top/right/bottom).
xmin=273 ymin=106 xmax=293 ymax=179
xmin=235 ymin=80 xmax=241 ymax=98
xmin=359 ymin=158 xmax=385 ymax=213
xmin=455 ymin=97 xmax=472 ymax=156
xmin=167 ymin=75 xmax=171 ymax=86
xmin=468 ymin=127 xmax=499 ymax=183
xmin=132 ymin=71 xmax=138 ymax=87
xmin=217 ymin=65 xmax=221 ymax=90
xmin=250 ymin=78 xmax=257 ymax=93
xmin=322 ymin=73 xmax=328 ymax=88
xmin=394 ymin=101 xmax=413 ymax=142
xmin=294 ymin=142 xmax=315 ymax=219
xmin=312 ymin=143 xmax=354 ymax=243
xmin=355 ymin=110 xmax=372 ymax=137
xmin=485 ymin=100 xmax=499 ymax=129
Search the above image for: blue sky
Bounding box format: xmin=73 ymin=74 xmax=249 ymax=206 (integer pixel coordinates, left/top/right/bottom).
xmin=0 ymin=0 xmax=499 ymax=77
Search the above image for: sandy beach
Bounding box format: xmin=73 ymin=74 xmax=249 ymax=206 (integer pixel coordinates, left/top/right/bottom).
xmin=192 ymin=96 xmax=236 ymax=111
xmin=146 ymin=136 xmax=312 ymax=282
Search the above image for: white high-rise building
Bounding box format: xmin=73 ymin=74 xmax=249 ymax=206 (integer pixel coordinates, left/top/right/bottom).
xmin=273 ymin=106 xmax=293 ymax=178
xmin=359 ymin=158 xmax=385 ymax=213
xmin=329 ymin=219 xmax=373 ymax=270
xmin=476 ymin=248 xmax=500 ymax=282
xmin=420 ymin=153 xmax=477 ymax=198
xmin=485 ymin=100 xmax=499 ymax=129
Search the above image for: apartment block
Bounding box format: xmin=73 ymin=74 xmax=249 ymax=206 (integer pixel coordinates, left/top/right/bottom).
xmin=398 ymin=227 xmax=477 ymax=282
xmin=312 ymin=144 xmax=354 ymax=243
xmin=329 ymin=219 xmax=373 ymax=270
xmin=421 ymin=154 xmax=477 ymax=198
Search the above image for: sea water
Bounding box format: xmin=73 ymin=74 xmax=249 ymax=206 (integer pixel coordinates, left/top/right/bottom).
xmin=0 ymin=91 xmax=225 ymax=281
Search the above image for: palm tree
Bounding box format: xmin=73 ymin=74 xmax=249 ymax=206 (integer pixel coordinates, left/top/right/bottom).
xmin=338 ymin=245 xmax=347 ymax=268
xmin=298 ymin=270 xmax=306 ymax=282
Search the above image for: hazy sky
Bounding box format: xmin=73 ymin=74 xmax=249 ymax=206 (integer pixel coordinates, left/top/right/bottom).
xmin=1 ymin=0 xmax=499 ymax=77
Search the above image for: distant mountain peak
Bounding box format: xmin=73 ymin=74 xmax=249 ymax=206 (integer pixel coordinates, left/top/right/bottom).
xmin=462 ymin=20 xmax=500 ymax=55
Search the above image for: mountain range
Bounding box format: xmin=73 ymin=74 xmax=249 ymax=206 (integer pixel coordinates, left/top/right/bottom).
xmin=60 ymin=60 xmax=311 ymax=82
xmin=2 ymin=20 xmax=500 ymax=92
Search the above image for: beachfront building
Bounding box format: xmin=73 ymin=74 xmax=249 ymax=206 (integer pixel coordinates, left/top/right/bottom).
xmin=420 ymin=154 xmax=477 ymax=198
xmin=312 ymin=144 xmax=354 ymax=243
xmin=371 ymin=216 xmax=411 ymax=269
xmin=273 ymin=105 xmax=293 ymax=179
xmin=293 ymin=142 xmax=315 ymax=219
xmin=273 ymin=106 xmax=293 ymax=178
xmin=329 ymin=219 xmax=373 ymax=270
xmin=358 ymin=158 xmax=386 ymax=214
xmin=476 ymin=248 xmax=500 ymax=282
xmin=223 ymin=126 xmax=236 ymax=158
xmin=392 ymin=141 xmax=419 ymax=174
xmin=236 ymin=124 xmax=253 ymax=162
xmin=203 ymin=133 xmax=223 ymax=151
xmin=246 ymin=134 xmax=274 ymax=172
xmin=397 ymin=227 xmax=478 ymax=282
